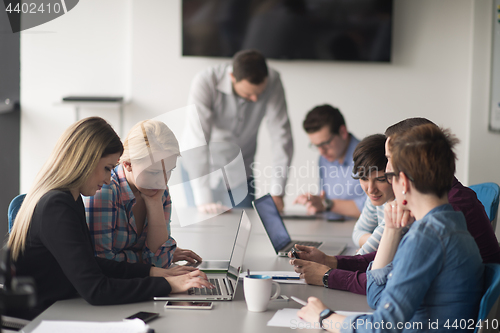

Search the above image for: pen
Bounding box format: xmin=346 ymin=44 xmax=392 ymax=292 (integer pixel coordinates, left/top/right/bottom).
xmin=272 ymin=276 xmax=301 ymax=280
xmin=291 ymin=296 xmax=307 ymax=306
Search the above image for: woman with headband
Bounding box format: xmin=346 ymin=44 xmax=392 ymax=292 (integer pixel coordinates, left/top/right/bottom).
xmin=85 ymin=120 xmax=202 ymax=270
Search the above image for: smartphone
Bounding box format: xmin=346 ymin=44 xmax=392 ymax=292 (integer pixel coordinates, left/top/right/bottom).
xmin=164 ymin=301 xmax=213 ymax=310
xmin=125 ymin=311 xmax=159 ymax=323
xmin=290 ymin=247 xmax=300 ymax=259
xmin=274 ymin=295 xmax=289 ymax=302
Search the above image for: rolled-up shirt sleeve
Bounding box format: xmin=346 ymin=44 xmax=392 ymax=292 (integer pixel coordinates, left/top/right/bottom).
xmin=142 ymin=190 xmax=177 ymax=268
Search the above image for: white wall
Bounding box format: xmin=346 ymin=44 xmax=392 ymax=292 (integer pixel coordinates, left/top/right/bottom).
xmin=20 ymin=0 xmax=131 ymax=189
xmin=469 ymin=0 xmax=500 ymax=187
xmin=468 ymin=0 xmax=500 ymax=239
xmin=20 ymin=0 xmax=496 ymax=234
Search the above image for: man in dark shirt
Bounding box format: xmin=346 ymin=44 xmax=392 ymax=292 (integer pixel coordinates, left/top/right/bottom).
xmin=290 ymin=118 xmax=500 ymax=294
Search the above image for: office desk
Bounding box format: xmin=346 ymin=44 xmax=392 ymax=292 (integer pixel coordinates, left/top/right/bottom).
xmin=22 ymin=209 xmax=371 ymax=332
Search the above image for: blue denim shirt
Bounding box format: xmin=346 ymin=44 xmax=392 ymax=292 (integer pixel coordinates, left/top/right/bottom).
xmin=319 ymin=134 xmax=366 ymax=212
xmin=340 ymin=204 xmax=484 ymax=333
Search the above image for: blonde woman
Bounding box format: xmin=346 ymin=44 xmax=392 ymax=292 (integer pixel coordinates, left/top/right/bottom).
xmin=85 ymin=120 xmax=202 ymax=268
xmin=9 ymin=117 xmax=212 ymax=320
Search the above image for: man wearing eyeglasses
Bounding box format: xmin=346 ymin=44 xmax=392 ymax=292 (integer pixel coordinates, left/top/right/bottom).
xmin=294 ymin=104 xmax=366 ymax=218
xmin=289 ymin=117 xmax=500 ymax=295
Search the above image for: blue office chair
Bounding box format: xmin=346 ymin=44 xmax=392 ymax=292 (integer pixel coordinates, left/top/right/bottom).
xmin=8 ymin=194 xmax=26 ymax=233
xmin=469 ymin=182 xmax=500 ymax=232
xmin=474 ymin=264 xmax=500 ymax=333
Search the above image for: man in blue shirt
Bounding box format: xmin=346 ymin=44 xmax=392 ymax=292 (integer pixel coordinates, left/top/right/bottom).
xmin=294 ymin=105 xmax=366 ymax=218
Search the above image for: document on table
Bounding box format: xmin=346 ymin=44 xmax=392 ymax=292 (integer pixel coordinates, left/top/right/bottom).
xmin=29 ymin=318 xmax=150 ymax=333
xmin=238 ymin=271 xmax=306 ymax=284
xmin=267 ymin=308 xmax=373 ymax=328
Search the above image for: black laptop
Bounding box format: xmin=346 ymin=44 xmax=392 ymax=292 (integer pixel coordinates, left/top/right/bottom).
xmin=252 ymin=194 xmax=346 ymax=256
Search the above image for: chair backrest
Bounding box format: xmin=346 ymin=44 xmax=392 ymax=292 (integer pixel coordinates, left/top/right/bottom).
xmin=475 ymin=263 xmax=500 ymax=333
xmin=469 ymin=182 xmax=500 ymax=232
xmin=8 ymin=194 xmax=26 ymax=233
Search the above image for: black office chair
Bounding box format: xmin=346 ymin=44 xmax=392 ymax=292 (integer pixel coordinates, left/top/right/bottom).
xmin=0 ymin=244 xmax=36 ymax=331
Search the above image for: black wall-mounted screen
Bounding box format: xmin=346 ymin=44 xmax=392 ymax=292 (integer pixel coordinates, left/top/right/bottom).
xmin=182 ymin=0 xmax=393 ymax=62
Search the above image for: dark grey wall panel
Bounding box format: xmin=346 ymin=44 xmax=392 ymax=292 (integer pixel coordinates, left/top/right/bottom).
xmin=0 ymin=4 xmax=20 ymax=241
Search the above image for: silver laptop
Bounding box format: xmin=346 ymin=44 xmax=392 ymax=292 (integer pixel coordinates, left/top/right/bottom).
xmin=186 ymin=260 xmax=230 ymax=270
xmin=154 ymin=210 xmax=251 ymax=301
xmin=253 ymin=194 xmax=346 ymax=256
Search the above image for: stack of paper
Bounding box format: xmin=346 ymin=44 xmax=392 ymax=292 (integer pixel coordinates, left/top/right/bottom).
xmin=267 ymin=308 xmax=372 ymax=328
xmin=31 ymin=318 xmax=150 ymax=333
xmin=238 ymin=271 xmax=306 ymax=284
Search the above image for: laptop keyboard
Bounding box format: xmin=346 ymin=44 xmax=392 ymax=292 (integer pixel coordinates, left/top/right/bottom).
xmin=282 ymin=241 xmax=322 ymax=252
xmin=188 ymin=278 xmax=222 ymax=296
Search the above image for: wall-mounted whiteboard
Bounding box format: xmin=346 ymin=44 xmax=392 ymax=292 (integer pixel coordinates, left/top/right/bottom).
xmin=489 ymin=0 xmax=500 ymax=132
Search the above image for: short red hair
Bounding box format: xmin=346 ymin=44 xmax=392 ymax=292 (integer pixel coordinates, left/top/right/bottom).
xmin=389 ymin=124 xmax=459 ymax=198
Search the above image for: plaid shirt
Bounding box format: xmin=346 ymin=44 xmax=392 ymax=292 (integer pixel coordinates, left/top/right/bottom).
xmin=84 ymin=164 xmax=176 ymax=268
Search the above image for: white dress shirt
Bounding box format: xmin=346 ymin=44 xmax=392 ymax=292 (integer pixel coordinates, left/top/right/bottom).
xmin=182 ymin=63 xmax=293 ymax=205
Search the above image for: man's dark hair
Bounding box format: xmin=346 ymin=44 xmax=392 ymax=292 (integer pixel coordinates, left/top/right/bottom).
xmin=384 ymin=118 xmax=435 ymax=137
xmin=303 ymin=104 xmax=346 ymax=135
xmin=232 ymin=49 xmax=268 ymax=84
xmin=352 ymin=134 xmax=388 ymax=179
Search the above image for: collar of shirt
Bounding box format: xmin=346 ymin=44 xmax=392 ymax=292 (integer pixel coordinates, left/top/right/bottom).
xmin=422 ymin=203 xmax=453 ymax=218
xmin=217 ymin=65 xmax=234 ymax=95
xmin=342 ymin=134 xmax=358 ymax=166
xmin=113 ymin=164 xmax=136 ymax=206
xmin=320 ymin=133 xmax=357 ymax=167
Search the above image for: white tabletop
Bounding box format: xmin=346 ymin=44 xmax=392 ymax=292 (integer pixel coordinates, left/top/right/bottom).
xmin=22 ymin=208 xmax=371 ymax=333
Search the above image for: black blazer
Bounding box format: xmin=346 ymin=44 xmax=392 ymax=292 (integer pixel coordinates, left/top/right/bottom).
xmin=12 ymin=190 xmax=171 ymax=319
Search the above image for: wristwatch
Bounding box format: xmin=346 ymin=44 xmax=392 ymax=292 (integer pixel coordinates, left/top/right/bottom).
xmin=322 ymin=269 xmax=333 ymax=288
xmin=319 ymin=308 xmax=336 ymax=330
xmin=323 ymin=198 xmax=334 ymax=211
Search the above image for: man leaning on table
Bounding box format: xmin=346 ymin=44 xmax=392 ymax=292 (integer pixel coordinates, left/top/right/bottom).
xmin=289 ymin=117 xmax=500 ymax=294
xmin=182 ymin=49 xmax=293 ymax=213
xmin=294 ymin=105 xmax=366 ymax=218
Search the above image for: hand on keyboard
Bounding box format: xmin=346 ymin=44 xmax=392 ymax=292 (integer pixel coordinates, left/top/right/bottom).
xmin=167 ymin=270 xmax=215 ymax=293
xmin=189 ymin=278 xmax=222 ymax=296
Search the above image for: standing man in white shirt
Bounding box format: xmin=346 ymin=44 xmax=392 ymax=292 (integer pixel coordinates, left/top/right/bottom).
xmin=182 ymin=50 xmax=293 ymax=213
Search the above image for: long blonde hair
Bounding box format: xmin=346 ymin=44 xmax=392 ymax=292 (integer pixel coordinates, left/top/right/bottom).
xmin=9 ymin=117 xmax=123 ymax=261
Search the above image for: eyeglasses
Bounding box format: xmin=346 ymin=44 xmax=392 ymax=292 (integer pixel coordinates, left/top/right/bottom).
xmin=384 ymin=172 xmax=396 ymax=185
xmin=309 ymin=135 xmax=336 ymax=150
xmin=384 ymin=172 xmax=414 ymax=185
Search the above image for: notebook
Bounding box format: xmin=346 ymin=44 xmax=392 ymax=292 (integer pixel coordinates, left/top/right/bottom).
xmin=153 ymin=210 xmax=251 ymax=301
xmin=253 ymin=194 xmax=346 ymax=256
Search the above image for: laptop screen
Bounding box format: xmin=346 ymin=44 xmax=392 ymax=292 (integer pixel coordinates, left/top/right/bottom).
xmin=227 ymin=211 xmax=252 ymax=281
xmin=253 ymin=194 xmax=291 ymax=253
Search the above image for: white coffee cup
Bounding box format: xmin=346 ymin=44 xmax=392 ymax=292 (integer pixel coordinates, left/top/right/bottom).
xmin=243 ymin=275 xmax=281 ymax=312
